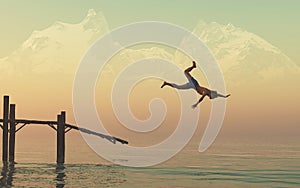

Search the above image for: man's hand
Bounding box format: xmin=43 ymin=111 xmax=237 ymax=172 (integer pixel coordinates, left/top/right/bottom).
xmin=192 ymin=103 xmax=198 ymax=109
xmin=192 ymin=95 xmax=205 ymax=109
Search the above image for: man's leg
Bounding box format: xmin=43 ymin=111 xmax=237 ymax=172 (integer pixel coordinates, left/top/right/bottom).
xmin=161 ymin=81 xmax=172 ymax=88
xmin=184 ymin=61 xmax=196 ymax=76
xmin=161 ymin=81 xmax=192 ymax=90
xmin=162 ymin=61 xmax=196 ymax=89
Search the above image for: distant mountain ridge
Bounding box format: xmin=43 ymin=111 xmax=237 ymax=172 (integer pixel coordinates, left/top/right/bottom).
xmin=0 ymin=9 xmax=109 ymax=75
xmin=192 ymin=21 xmax=298 ymax=83
xmin=0 ymin=9 xmax=298 ymax=84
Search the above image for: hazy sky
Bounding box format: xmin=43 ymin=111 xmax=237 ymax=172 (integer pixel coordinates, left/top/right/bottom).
xmin=0 ymin=0 xmax=299 ymax=64
xmin=0 ymin=1 xmax=299 ymax=148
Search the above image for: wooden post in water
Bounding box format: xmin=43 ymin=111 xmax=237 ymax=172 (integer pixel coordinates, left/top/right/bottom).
xmin=9 ymin=104 xmax=16 ymax=163
xmin=57 ymin=111 xmax=66 ymax=164
xmin=2 ymin=96 xmax=9 ymax=162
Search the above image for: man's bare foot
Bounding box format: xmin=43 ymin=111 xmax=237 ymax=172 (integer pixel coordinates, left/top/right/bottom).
xmin=192 ymin=61 xmax=196 ymax=68
xmin=161 ymin=81 xmax=167 ymax=88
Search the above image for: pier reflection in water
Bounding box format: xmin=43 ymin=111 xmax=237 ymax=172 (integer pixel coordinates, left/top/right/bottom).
xmin=0 ymin=162 xmax=15 ymax=187
xmin=0 ymin=163 xmax=126 ymax=187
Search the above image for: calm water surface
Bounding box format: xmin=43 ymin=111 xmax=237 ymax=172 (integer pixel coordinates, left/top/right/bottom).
xmin=1 ymin=131 xmax=299 ymax=187
xmin=1 ymin=149 xmax=299 ymax=187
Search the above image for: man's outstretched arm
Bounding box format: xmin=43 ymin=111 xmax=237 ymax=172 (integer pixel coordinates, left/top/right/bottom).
xmin=217 ymin=93 xmax=231 ymax=98
xmin=192 ymin=95 xmax=206 ymax=109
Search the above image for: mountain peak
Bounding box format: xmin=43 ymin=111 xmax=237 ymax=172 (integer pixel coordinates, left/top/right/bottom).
xmin=225 ymin=22 xmax=235 ymax=31
xmin=87 ymin=9 xmax=97 ymax=17
xmin=81 ymin=9 xmax=108 ymax=32
xmin=190 ymin=20 xmax=298 ymax=83
xmin=82 ymin=9 xmax=103 ymax=23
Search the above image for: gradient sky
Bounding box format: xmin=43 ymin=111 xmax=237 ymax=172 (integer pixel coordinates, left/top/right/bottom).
xmin=0 ymin=0 xmax=299 ymax=64
xmin=0 ymin=1 xmax=299 ymax=144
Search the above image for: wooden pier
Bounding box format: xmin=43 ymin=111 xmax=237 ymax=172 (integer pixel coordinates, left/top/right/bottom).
xmin=0 ymin=95 xmax=128 ymax=164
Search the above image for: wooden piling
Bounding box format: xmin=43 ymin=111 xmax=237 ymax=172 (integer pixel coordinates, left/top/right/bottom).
xmin=9 ymin=104 xmax=16 ymax=163
xmin=57 ymin=111 xmax=66 ymax=164
xmin=0 ymin=95 xmax=128 ymax=164
xmin=2 ymin=96 xmax=9 ymax=162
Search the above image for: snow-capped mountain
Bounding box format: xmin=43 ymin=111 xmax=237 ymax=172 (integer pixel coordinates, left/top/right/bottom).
xmin=190 ymin=21 xmax=298 ymax=84
xmin=0 ymin=9 xmax=298 ymax=86
xmin=0 ymin=9 xmax=109 ymax=76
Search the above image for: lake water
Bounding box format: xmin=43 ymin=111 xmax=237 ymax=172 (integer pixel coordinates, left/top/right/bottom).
xmin=1 ymin=161 xmax=299 ymax=188
xmin=0 ymin=134 xmax=299 ymax=187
